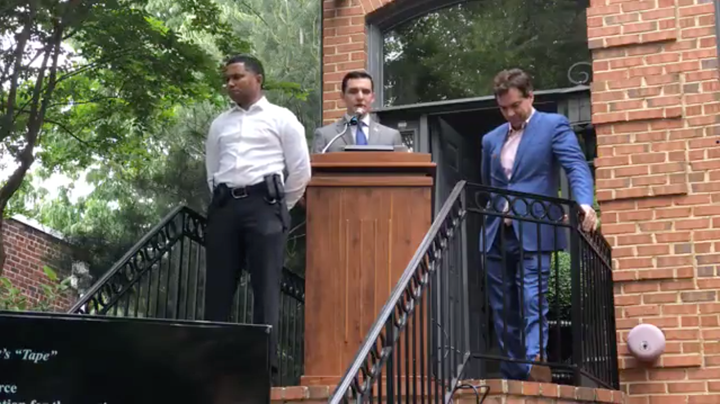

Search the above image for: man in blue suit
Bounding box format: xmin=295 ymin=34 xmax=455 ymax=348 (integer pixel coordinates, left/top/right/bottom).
xmin=480 ymin=68 xmax=597 ymax=382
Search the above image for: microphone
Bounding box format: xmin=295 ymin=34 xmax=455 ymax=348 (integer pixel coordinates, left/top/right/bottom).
xmin=321 ymin=107 xmax=366 ymax=154
xmin=348 ymin=107 xmax=365 ymax=126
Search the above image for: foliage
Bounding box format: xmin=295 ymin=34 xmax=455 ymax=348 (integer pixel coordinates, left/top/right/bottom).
xmin=383 ymin=0 xmax=591 ymax=106
xmin=231 ymin=0 xmax=322 ymax=137
xmin=0 ymin=0 xmax=252 ymax=273
xmin=0 ymin=266 xmax=71 ymax=312
xmin=28 ymin=0 xmax=319 ymax=278
xmin=547 ymin=251 xmax=571 ymax=321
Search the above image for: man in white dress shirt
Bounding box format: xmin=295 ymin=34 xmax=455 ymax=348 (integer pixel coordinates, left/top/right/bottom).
xmin=204 ymin=54 xmax=311 ymax=380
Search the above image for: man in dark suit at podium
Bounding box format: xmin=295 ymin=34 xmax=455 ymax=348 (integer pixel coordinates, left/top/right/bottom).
xmin=312 ymin=71 xmax=404 ymax=153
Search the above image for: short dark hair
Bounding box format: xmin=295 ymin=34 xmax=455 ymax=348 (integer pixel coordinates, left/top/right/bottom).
xmin=342 ymin=71 xmax=374 ymax=93
xmin=225 ymin=54 xmax=265 ymax=79
xmin=493 ymin=68 xmax=533 ymax=98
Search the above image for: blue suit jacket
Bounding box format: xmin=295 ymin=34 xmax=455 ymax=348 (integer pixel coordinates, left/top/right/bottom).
xmin=480 ymin=111 xmax=594 ymax=253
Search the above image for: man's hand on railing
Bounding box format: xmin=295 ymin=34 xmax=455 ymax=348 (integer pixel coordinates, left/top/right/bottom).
xmin=579 ymin=204 xmax=598 ymax=233
xmin=561 ymin=205 xmax=598 ymax=232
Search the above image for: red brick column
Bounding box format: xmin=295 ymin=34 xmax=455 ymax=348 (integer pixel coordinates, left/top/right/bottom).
xmin=588 ymin=0 xmax=720 ymax=401
xmin=322 ymin=0 xmax=396 ymax=124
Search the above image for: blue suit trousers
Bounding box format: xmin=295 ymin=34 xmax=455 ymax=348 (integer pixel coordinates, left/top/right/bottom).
xmin=486 ymin=225 xmax=551 ymax=380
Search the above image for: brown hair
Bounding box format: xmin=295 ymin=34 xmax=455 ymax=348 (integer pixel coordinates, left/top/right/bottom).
xmin=493 ymin=68 xmax=533 ymax=98
xmin=342 ymin=71 xmax=374 ymax=93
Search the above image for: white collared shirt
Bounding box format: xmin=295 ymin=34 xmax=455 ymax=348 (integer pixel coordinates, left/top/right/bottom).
xmin=501 ymin=108 xmax=535 ymax=225
xmin=346 ymin=114 xmax=371 ymax=144
xmin=501 ymin=108 xmax=536 ymax=181
xmin=205 ymin=96 xmax=311 ymax=210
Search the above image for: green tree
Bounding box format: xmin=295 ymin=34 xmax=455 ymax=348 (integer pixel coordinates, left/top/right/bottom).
xmin=29 ymin=0 xmax=319 ymax=278
xmin=0 ymin=0 xmax=249 ymax=273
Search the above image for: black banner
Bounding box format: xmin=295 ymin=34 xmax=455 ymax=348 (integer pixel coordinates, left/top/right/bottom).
xmin=0 ymin=311 xmax=271 ymax=404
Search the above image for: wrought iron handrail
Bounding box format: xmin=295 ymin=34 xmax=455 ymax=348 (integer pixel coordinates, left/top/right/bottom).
xmin=330 ymin=180 xmax=469 ymax=403
xmin=465 ymin=182 xmax=618 ymax=390
xmin=68 ymin=206 xmax=200 ymax=314
xmin=331 ymin=180 xmax=618 ymax=402
xmin=67 ymin=205 xmax=305 ymax=386
xmin=69 ymin=206 xmax=304 ymax=313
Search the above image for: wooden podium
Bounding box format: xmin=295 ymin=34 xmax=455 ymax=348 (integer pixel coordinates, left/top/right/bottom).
xmin=300 ymin=151 xmax=436 ymax=386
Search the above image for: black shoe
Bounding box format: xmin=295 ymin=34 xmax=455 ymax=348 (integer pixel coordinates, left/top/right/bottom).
xmin=270 ymin=365 xmax=279 ymax=387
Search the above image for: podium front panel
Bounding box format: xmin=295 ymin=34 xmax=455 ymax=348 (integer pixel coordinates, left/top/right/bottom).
xmin=303 ymin=157 xmax=434 ymax=384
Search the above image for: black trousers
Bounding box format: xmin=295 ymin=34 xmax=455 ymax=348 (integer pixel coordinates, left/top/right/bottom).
xmin=204 ymin=186 xmax=290 ymax=374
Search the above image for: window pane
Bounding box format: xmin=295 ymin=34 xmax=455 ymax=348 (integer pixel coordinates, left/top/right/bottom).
xmin=383 ymin=0 xmax=591 ymax=107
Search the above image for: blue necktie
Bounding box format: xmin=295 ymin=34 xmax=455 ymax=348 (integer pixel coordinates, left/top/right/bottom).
xmin=356 ymin=122 xmax=368 ymax=145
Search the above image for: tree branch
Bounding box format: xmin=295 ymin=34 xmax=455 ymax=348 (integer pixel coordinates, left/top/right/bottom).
xmin=42 ymin=118 xmax=91 ymax=147
xmin=54 ymin=47 xmax=138 ymax=86
xmin=1 ymin=2 xmax=37 ymax=142
xmin=0 ymin=11 xmax=65 ymax=211
xmin=15 ymin=96 xmax=123 ymax=117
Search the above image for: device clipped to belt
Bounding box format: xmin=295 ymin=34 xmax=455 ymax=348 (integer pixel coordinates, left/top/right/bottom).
xmin=264 ymin=173 xmax=285 ymax=204
xmin=212 ymin=174 xmax=285 ymax=208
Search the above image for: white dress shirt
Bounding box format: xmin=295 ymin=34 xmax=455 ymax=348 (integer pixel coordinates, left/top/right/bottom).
xmin=501 ymin=109 xmax=535 ymax=225
xmin=346 ymin=113 xmax=370 ymax=143
xmin=205 ymin=96 xmax=311 ymax=210
xmin=501 ymin=108 xmax=536 ymax=180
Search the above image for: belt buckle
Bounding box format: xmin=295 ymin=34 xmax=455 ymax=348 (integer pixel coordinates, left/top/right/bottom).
xmin=231 ymin=187 xmax=248 ymax=199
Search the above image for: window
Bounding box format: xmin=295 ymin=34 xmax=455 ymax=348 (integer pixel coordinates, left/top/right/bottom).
xmin=377 ymin=0 xmax=592 ymax=107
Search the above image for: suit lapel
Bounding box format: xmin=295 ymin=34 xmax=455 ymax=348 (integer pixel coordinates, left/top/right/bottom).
xmin=510 ymin=112 xmax=540 ymax=179
xmin=367 ymin=119 xmax=379 ymax=144
xmin=492 ymin=134 xmax=507 ymax=181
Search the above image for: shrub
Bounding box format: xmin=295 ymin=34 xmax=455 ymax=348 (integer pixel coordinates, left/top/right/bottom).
xmin=547 ymin=251 xmax=572 ymax=321
xmin=0 ymin=266 xmax=71 ymax=312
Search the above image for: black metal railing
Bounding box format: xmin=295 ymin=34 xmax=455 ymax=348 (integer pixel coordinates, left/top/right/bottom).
xmin=68 ymin=206 xmax=305 ymax=386
xmin=469 ymin=182 xmax=617 ymax=390
xmin=330 ymin=181 xmax=618 ymax=403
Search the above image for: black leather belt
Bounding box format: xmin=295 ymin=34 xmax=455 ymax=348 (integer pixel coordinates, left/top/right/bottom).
xmin=218 ymin=182 xmax=266 ymax=199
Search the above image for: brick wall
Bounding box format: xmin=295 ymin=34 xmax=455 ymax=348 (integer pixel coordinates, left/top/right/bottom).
xmin=1 ymin=218 xmax=79 ymax=311
xmin=588 ymin=0 xmax=720 ymax=402
xmin=271 ymin=381 xmax=626 ymax=403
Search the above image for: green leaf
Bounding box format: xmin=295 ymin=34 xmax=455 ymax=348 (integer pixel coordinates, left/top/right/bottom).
xmin=41 ymin=284 xmax=54 ymax=296
xmin=43 ymin=266 xmax=59 ymax=282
